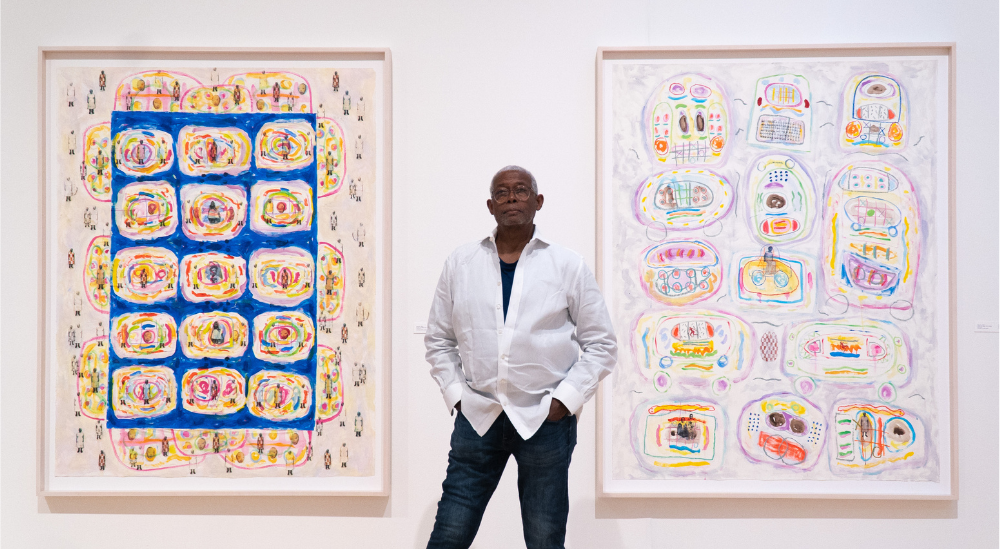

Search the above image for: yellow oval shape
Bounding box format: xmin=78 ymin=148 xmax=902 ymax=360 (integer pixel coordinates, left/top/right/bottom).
xmin=254 ymin=120 xmax=315 ymax=171
xmin=180 ymin=184 xmax=247 ymax=242
xmin=181 ymin=368 xmax=246 ymax=415
xmin=112 ymin=366 xmax=177 ymax=419
xmin=177 ymin=126 xmax=251 ymax=176
xmin=180 ymin=252 xmax=247 ymax=303
xmin=317 ymin=117 xmax=346 ymax=196
xmin=247 ymin=371 xmax=313 ymax=421
xmin=84 ymin=235 xmax=112 ymax=312
xmin=179 ymin=312 xmax=249 ymax=359
xmin=78 ymin=337 xmax=109 ymax=419
xmin=83 ymin=122 xmax=112 ymax=201
xmin=317 ymin=243 xmax=345 ymax=322
xmin=115 ymin=181 xmax=178 ymax=240
xmin=113 ymin=247 xmax=179 ymax=304
xmin=253 ymin=311 xmax=315 ymax=363
xmin=316 ymin=345 xmax=344 ymax=423
xmin=248 ymin=247 xmax=315 ymax=306
xmin=114 ymin=128 xmax=174 ymax=176
xmin=249 ymin=180 xmax=314 ymax=236
xmin=111 ymin=312 xmax=177 ymax=359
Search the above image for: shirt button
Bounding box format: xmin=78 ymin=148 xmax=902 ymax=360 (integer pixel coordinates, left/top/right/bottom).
xmin=497 ymin=281 xmax=501 ymax=286
xmin=497 ymin=329 xmax=503 ymax=334
xmin=496 ymin=304 xmax=501 ymax=310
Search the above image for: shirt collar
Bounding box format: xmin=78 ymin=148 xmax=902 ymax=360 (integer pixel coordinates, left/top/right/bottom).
xmin=485 ymin=225 xmax=547 ymax=245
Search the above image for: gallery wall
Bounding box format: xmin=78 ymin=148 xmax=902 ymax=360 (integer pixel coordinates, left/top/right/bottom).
xmin=2 ymin=0 xmax=997 ymax=547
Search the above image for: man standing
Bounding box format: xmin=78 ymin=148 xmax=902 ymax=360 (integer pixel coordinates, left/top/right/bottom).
xmin=424 ymin=165 xmax=617 ymax=549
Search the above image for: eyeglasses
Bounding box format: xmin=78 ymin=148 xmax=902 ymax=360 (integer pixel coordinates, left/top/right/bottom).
xmin=492 ymin=186 xmax=532 ymax=202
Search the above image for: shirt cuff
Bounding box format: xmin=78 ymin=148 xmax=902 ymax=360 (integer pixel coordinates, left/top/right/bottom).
xmin=442 ymin=382 xmax=464 ymax=412
xmin=551 ymin=382 xmax=586 ymax=417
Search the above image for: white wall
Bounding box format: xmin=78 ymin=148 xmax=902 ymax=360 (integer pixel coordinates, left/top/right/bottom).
xmin=2 ymin=0 xmax=997 ymax=547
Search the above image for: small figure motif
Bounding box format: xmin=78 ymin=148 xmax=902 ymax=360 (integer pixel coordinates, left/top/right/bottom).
xmin=353 ymin=223 xmax=366 ymax=248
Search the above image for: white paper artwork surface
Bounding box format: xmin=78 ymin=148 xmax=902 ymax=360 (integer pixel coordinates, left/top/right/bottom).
xmin=600 ymin=54 xmax=951 ymax=497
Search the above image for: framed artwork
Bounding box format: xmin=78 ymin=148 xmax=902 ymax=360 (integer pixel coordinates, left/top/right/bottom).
xmin=39 ymin=47 xmax=392 ymax=496
xmin=596 ymin=44 xmax=956 ymax=498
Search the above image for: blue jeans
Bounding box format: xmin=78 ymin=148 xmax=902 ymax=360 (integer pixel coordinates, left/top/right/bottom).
xmin=427 ymin=411 xmax=578 ymax=549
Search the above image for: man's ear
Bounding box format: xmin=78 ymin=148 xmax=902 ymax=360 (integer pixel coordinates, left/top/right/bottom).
xmin=535 ymin=194 xmax=545 ymax=210
xmin=487 ymin=198 xmax=495 ymax=215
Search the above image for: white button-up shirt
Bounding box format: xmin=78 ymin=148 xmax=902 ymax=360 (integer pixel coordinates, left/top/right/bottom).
xmin=425 ymin=228 xmax=618 ymax=439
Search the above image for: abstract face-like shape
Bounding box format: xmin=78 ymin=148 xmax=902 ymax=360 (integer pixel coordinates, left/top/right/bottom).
xmin=841 ymin=74 xmax=907 ymax=152
xmin=831 ymin=401 xmax=925 ymax=473
xmin=822 ymin=162 xmax=919 ymax=308
xmin=739 ymin=393 xmax=826 ymax=470
xmin=645 ymin=73 xmax=729 ymax=166
xmin=747 ymin=74 xmax=811 ymax=151
xmin=747 ymin=154 xmax=814 ymax=244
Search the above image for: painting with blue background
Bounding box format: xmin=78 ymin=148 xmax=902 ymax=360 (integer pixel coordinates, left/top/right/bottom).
xmin=108 ymin=111 xmax=318 ymax=431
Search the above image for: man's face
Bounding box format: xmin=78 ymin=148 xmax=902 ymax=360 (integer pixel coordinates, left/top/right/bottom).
xmin=487 ymin=170 xmax=543 ymax=228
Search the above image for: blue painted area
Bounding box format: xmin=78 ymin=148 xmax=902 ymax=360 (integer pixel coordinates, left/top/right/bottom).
xmin=830 ymin=352 xmax=861 ymax=358
xmin=735 ymin=331 xmax=745 ymax=371
xmin=108 ymin=111 xmax=318 ymax=431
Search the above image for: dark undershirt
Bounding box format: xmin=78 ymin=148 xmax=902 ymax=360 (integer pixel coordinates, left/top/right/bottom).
xmin=499 ymin=259 xmax=517 ymax=320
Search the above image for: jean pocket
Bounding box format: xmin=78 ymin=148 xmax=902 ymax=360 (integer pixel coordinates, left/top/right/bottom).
xmin=544 ymin=413 xmax=572 ymax=424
